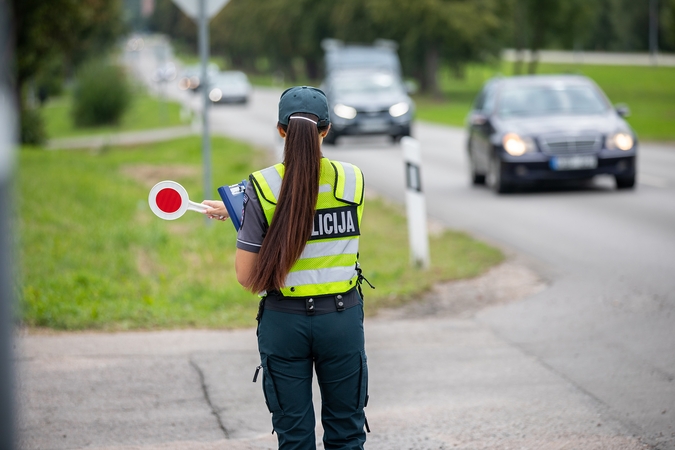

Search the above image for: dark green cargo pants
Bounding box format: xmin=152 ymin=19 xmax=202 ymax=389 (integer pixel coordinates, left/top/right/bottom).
xmin=257 ymin=296 xmax=368 ymax=450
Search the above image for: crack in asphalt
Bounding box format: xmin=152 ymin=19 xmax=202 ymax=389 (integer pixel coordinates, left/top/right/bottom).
xmin=190 ymin=358 xmax=230 ymax=439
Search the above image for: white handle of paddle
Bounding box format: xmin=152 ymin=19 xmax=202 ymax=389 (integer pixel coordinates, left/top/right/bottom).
xmin=188 ymin=201 xmax=209 ymax=213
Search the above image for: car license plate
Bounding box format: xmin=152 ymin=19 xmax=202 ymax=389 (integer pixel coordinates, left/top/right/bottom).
xmin=550 ymin=155 xmax=598 ymax=171
xmin=359 ymin=119 xmax=389 ymax=132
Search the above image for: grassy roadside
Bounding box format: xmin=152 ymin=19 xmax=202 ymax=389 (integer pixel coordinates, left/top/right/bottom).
xmin=413 ymin=62 xmax=675 ymax=142
xmin=43 ymin=91 xmax=188 ymax=139
xmin=17 ymin=136 xmax=503 ymax=331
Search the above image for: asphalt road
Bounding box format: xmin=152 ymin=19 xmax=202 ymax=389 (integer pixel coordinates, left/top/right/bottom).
xmin=18 ymin=39 xmax=674 ymax=450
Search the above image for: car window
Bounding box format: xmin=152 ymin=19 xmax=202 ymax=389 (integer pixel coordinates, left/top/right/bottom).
xmin=332 ymin=73 xmax=404 ymax=96
xmin=483 ymin=86 xmax=497 ymax=113
xmin=216 ymin=72 xmax=248 ymax=83
xmin=473 ymin=90 xmax=486 ymax=111
xmin=497 ymin=84 xmax=609 ymax=117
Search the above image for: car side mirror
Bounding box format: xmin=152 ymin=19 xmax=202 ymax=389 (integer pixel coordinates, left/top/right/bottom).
xmin=615 ymin=103 xmax=631 ymax=118
xmin=470 ymin=113 xmax=488 ymax=126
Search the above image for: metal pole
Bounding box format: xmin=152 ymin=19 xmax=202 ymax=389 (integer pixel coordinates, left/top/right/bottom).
xmin=0 ymin=0 xmax=17 ymax=446
xmin=199 ymin=0 xmax=212 ymax=219
xmin=650 ymin=0 xmax=659 ymax=65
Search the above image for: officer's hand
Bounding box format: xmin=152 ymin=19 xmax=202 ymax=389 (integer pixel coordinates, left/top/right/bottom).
xmin=202 ymin=200 xmax=229 ymax=221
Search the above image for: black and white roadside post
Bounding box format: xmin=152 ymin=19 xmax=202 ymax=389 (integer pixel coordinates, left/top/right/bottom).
xmin=402 ymin=137 xmax=430 ymax=269
xmin=171 ymin=0 xmax=230 ymax=223
xmin=0 ymin=0 xmax=16 ymax=446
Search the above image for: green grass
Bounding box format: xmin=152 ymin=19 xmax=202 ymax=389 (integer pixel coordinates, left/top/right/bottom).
xmin=17 ymin=137 xmax=503 ymax=331
xmin=43 ymin=91 xmax=189 ymax=139
xmin=413 ymin=61 xmax=675 ymax=142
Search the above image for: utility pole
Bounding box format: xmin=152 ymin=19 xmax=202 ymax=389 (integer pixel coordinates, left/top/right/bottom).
xmin=172 ymin=0 xmax=230 ymax=220
xmin=198 ymin=0 xmax=212 ymax=221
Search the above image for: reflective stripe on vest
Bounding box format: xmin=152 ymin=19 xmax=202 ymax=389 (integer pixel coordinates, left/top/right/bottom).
xmin=250 ymin=158 xmax=364 ymax=297
xmin=331 ymin=161 xmax=364 ymax=205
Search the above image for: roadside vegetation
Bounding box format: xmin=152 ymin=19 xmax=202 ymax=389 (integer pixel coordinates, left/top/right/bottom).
xmin=17 ymin=137 xmax=503 ymax=331
xmin=413 ymin=62 xmax=675 ymax=142
xmin=43 ymin=90 xmax=188 ymax=139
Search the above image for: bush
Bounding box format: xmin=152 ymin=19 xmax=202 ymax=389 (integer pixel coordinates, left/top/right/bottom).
xmin=72 ymin=60 xmax=132 ymax=127
xmin=20 ymin=108 xmax=47 ymax=145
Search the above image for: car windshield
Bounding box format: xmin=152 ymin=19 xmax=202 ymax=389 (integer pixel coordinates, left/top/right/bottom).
xmin=332 ymin=73 xmax=403 ymax=96
xmin=497 ymin=84 xmax=608 ymax=117
xmin=216 ymin=72 xmax=247 ymax=83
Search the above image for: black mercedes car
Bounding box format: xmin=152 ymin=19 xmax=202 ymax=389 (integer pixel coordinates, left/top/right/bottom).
xmin=467 ymin=75 xmax=637 ymax=193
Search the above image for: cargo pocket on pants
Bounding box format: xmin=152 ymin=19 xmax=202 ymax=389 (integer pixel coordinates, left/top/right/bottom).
xmin=260 ymin=354 xmax=284 ymax=414
xmin=357 ymin=350 xmax=369 ymax=410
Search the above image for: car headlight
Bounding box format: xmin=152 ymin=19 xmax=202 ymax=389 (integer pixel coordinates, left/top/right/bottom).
xmin=606 ymin=132 xmax=634 ymax=151
xmin=334 ymin=104 xmax=357 ymax=120
xmin=178 ymin=77 xmax=190 ymax=90
xmin=389 ymin=102 xmax=409 ymax=118
xmin=209 ymin=88 xmax=222 ymax=102
xmin=502 ymin=133 xmax=536 ymax=156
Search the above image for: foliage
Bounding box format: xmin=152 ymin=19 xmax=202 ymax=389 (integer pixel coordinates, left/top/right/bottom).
xmin=151 ymin=0 xmax=503 ymax=93
xmin=44 ymin=91 xmax=187 ymax=139
xmin=148 ymin=0 xmax=197 ymax=53
xmin=366 ymin=0 xmax=503 ymax=95
xmin=17 ymin=137 xmax=502 ymax=330
xmin=19 ymin=108 xmax=46 ymax=146
xmin=150 ymin=0 xmax=675 ymax=93
xmin=12 ymin=0 xmax=126 ymax=107
xmin=72 ymin=60 xmax=133 ymax=127
xmin=506 ymin=0 xmax=675 ymax=67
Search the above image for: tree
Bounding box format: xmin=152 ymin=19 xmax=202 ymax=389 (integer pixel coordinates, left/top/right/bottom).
xmin=664 ymin=0 xmax=675 ymax=51
xmin=148 ymin=0 xmax=196 ymax=53
xmin=210 ymin=0 xmax=334 ymax=81
xmin=366 ymin=0 xmax=502 ymax=96
xmin=12 ymin=0 xmax=126 ymax=108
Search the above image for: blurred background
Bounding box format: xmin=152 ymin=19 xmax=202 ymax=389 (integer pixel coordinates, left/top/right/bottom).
xmin=12 ymin=0 xmax=675 ymax=145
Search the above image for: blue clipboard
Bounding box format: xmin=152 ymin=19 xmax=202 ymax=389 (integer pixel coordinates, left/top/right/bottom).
xmin=217 ymin=180 xmax=247 ymax=231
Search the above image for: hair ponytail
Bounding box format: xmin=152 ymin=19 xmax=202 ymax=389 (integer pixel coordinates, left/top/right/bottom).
xmin=247 ymin=113 xmax=329 ymax=293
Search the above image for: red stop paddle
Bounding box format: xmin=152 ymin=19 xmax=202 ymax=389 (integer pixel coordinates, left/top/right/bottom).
xmin=148 ymin=181 xmax=209 ymax=220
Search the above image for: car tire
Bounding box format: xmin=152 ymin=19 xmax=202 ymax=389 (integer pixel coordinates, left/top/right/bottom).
xmin=615 ymin=175 xmax=636 ymax=190
xmin=486 ymin=155 xmax=512 ymax=194
xmin=390 ymin=125 xmax=411 ymax=143
xmin=468 ymin=150 xmax=485 ymax=185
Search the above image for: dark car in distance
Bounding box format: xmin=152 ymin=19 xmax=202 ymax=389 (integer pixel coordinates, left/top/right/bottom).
xmin=467 ymin=75 xmax=637 ymax=193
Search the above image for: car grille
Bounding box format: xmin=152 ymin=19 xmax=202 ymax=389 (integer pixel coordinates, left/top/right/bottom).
xmin=357 ymin=109 xmax=389 ymax=118
xmin=540 ymin=135 xmax=601 ymax=155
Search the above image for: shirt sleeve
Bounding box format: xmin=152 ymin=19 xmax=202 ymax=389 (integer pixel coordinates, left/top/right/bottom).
xmin=236 ymin=180 xmax=267 ymax=253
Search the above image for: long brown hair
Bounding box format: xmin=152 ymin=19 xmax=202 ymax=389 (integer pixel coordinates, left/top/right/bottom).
xmin=247 ymin=113 xmax=330 ymax=293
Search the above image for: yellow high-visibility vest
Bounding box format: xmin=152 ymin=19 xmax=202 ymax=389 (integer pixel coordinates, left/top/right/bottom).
xmin=250 ymin=158 xmax=365 ymax=297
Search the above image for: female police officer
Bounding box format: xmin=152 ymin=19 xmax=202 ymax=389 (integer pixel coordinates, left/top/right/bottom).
xmin=204 ymin=86 xmax=369 ymax=450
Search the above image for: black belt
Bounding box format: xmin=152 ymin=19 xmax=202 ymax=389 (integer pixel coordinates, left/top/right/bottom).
xmin=263 ymin=288 xmax=360 ymax=316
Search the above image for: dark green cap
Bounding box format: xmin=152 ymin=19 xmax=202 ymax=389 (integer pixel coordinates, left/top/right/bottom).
xmin=278 ymin=86 xmax=330 ymax=127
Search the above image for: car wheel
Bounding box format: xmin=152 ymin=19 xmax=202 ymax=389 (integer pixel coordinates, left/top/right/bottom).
xmin=468 ymin=150 xmax=485 ymax=185
xmin=615 ymin=175 xmax=636 ymax=190
xmin=390 ymin=125 xmax=411 ymax=143
xmin=486 ymin=155 xmax=511 ymax=194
